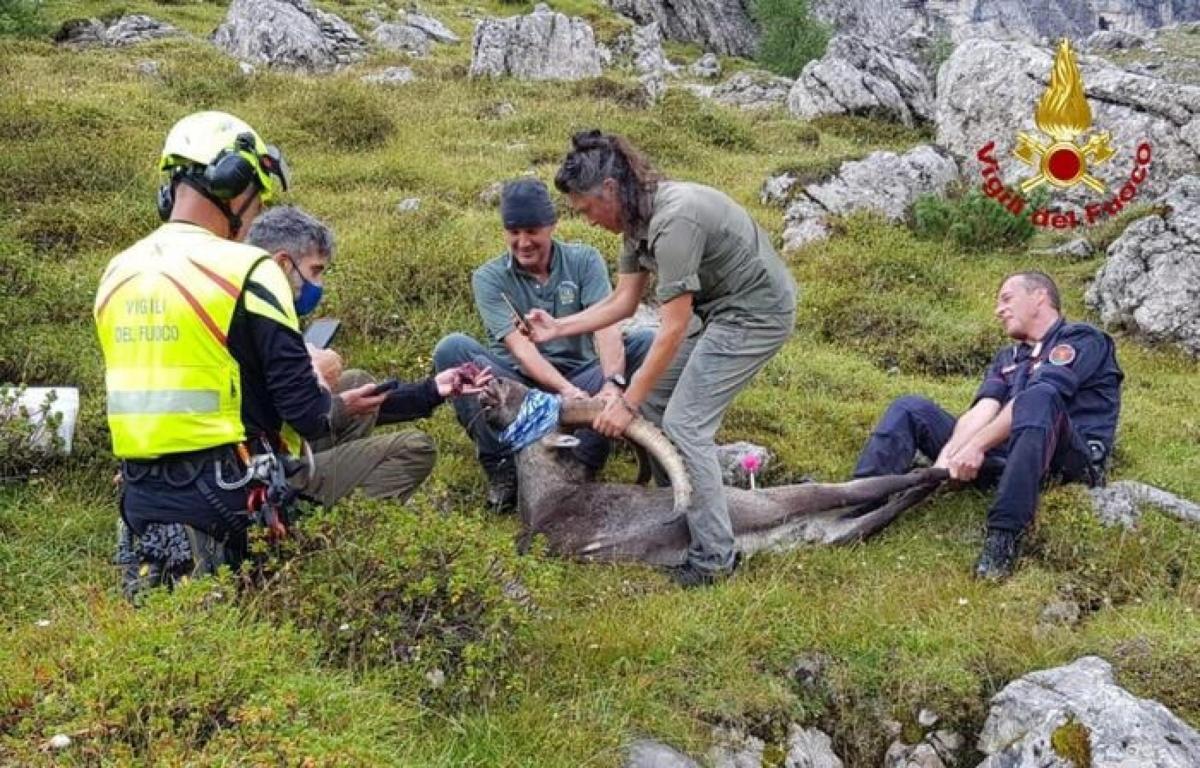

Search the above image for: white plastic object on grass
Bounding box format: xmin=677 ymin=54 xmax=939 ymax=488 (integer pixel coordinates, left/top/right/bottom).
xmin=2 ymin=387 xmax=79 ymax=454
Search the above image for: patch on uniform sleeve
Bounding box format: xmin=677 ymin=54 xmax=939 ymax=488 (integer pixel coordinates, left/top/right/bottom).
xmin=1048 ymin=344 xmax=1076 ymax=366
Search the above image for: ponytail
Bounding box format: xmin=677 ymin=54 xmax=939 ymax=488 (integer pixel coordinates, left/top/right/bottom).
xmin=554 ymin=129 xmax=661 ymax=238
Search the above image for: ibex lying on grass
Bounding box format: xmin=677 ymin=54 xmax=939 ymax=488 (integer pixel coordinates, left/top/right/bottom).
xmin=479 ymin=378 xmax=947 ymax=565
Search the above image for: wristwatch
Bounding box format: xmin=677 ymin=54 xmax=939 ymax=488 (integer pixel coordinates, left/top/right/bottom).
xmin=605 ymin=373 xmax=627 ymax=390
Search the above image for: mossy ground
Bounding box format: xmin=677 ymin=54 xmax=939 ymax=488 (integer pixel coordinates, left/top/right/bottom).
xmin=2 ymin=2 xmax=1199 ymax=766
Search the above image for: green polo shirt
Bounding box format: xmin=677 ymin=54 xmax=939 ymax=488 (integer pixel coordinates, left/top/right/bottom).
xmin=619 ymin=181 xmax=797 ymax=321
xmin=472 ymin=240 xmax=612 ymax=374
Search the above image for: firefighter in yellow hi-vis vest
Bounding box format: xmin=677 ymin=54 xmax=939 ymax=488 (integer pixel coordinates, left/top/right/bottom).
xmin=95 ymin=111 xmax=386 ymax=592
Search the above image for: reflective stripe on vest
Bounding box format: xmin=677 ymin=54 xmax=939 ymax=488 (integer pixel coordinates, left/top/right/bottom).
xmin=94 ymin=223 xmax=296 ymax=459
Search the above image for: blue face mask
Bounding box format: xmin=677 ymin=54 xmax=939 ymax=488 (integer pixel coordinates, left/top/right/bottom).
xmin=287 ymin=256 xmax=324 ymax=316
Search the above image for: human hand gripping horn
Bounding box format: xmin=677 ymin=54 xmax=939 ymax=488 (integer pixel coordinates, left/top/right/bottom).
xmin=557 ymin=396 xmax=693 ymax=513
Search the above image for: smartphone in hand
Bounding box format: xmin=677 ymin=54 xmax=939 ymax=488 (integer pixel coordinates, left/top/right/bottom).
xmin=303 ymin=318 xmax=341 ymax=349
xmin=500 ymin=292 xmax=530 ymax=334
xmin=370 ymin=378 xmax=400 ymax=397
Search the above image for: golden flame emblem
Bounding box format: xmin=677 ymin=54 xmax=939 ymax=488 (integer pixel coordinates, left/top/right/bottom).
xmin=1013 ymin=39 xmax=1115 ymax=194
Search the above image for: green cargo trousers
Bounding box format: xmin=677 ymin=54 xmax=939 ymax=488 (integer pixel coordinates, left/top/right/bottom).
xmin=640 ymin=313 xmax=796 ymax=573
xmin=295 ymin=370 xmax=437 ymax=507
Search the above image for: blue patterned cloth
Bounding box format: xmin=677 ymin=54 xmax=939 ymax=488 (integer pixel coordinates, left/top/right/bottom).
xmin=499 ymin=390 xmax=562 ymax=452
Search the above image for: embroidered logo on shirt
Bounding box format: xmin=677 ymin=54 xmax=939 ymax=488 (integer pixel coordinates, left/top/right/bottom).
xmin=1049 ymin=344 xmax=1076 ymax=366
xmin=557 ymin=281 xmax=578 ymax=306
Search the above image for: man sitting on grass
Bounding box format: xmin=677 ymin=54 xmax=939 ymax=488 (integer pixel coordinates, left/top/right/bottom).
xmin=433 ymin=178 xmax=655 ymax=511
xmin=852 ymin=271 xmax=1124 ymax=580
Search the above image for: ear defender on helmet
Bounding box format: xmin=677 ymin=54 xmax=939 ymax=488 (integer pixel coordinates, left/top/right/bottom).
xmin=201 ymin=133 xmax=261 ymax=200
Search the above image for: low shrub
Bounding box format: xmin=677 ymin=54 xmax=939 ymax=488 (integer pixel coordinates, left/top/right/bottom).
xmin=251 ymin=498 xmax=546 ymax=708
xmin=659 ymin=90 xmax=756 ymax=151
xmin=912 ymin=188 xmax=1050 ymax=252
xmin=751 ymin=0 xmax=829 ymax=79
xmin=0 ymin=386 xmax=63 ymax=481
xmin=0 ymin=0 xmax=48 ymax=39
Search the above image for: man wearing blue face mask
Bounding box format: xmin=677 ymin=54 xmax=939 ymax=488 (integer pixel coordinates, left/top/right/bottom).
xmin=246 ymin=205 xmax=488 ymax=509
xmin=99 ymin=115 xmax=388 ymax=594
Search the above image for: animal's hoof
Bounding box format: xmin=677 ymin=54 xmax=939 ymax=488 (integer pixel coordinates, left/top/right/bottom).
xmin=485 ymin=467 xmax=518 ymax=513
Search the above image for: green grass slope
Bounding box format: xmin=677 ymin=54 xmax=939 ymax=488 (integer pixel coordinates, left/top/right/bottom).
xmin=2 ymin=2 xmax=1199 ymax=766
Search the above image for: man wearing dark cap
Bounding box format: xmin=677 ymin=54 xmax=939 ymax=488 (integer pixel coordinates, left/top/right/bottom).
xmin=433 ymin=178 xmax=655 ymax=510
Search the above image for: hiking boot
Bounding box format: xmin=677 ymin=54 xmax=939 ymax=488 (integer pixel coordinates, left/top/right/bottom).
xmin=485 ymin=466 xmax=518 ymax=513
xmin=666 ymin=552 xmax=741 ymax=589
xmin=974 ymin=528 xmax=1022 ymax=582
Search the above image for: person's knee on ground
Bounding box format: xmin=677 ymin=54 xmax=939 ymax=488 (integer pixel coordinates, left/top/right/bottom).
xmin=433 ymin=332 xmax=485 ymax=373
xmin=362 ymin=430 xmax=437 ymax=502
xmin=327 ymin=368 xmax=377 ymax=444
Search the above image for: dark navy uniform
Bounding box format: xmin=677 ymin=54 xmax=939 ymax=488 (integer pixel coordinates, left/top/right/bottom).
xmin=854 ymin=318 xmax=1123 ymax=532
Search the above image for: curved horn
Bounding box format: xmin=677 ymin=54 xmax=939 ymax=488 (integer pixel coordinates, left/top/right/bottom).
xmin=559 ymin=398 xmax=692 ymax=512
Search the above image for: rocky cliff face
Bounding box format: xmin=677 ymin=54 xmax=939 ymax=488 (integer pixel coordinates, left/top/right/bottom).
xmin=810 ymin=0 xmax=1200 ymax=53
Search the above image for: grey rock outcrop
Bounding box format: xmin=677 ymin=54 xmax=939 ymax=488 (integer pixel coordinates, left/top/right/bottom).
xmin=624 ymin=739 xmax=700 ymax=768
xmin=407 ymin=11 xmax=459 ymax=44
xmin=977 ymin=656 xmax=1200 ymax=767
xmin=630 ymin=22 xmax=677 ymax=77
xmin=1048 ymin=238 xmax=1096 ymax=259
xmin=470 ymin=4 xmax=602 ymax=81
xmin=762 ymin=172 xmax=800 ymax=207
xmin=787 ymin=35 xmax=934 ymax=126
xmin=782 ymin=145 xmax=959 ymax=252
xmin=1085 ymin=176 xmax=1200 ymax=355
xmin=212 ymin=0 xmax=366 ymax=72
xmin=641 ymin=71 xmax=668 ymax=105
xmin=55 ymin=15 xmax=180 ymax=47
xmin=883 ymin=741 xmax=944 ymax=768
xmin=1089 ymin=480 xmax=1200 ymax=528
xmin=691 ymin=53 xmax=722 ymax=79
xmin=717 ymin=442 xmax=773 ymax=488
xmin=784 ymin=726 xmax=843 ymax=768
xmin=607 ymin=0 xmax=759 ymax=57
xmin=810 ymin=1 xmax=1200 ymax=55
xmin=372 ymin=23 xmax=432 ymax=56
xmin=936 ymin=38 xmax=1200 ymax=199
xmin=362 ymin=67 xmax=416 ymax=86
xmin=135 ymin=60 xmax=162 ymax=78
xmin=689 ymin=71 xmax=794 ymax=111
xmin=1083 ymin=29 xmax=1148 ymax=51
xmin=708 ymin=726 xmax=764 ymax=768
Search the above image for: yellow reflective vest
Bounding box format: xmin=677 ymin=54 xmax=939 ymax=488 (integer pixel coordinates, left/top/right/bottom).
xmin=94 ymin=223 xmax=300 ymax=459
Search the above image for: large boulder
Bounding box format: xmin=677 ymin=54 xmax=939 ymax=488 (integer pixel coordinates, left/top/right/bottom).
xmin=936 ymin=38 xmax=1200 ymax=199
xmin=470 ymin=4 xmax=602 ymax=81
xmin=787 ymin=35 xmax=934 ymax=126
xmin=810 ymin=0 xmax=1200 ymax=54
xmin=212 ymin=0 xmax=366 ymax=72
xmin=54 ymin=15 xmax=181 ymax=47
xmin=1085 ymin=176 xmax=1200 ymax=356
xmin=606 ymin=0 xmax=759 ymax=57
xmin=781 ymin=145 xmax=960 ymax=252
xmin=977 ymin=656 xmax=1200 ymax=767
